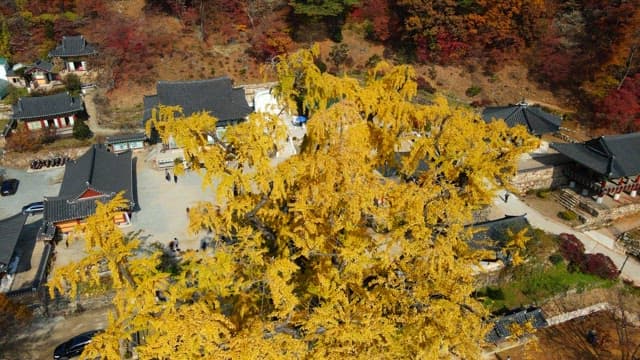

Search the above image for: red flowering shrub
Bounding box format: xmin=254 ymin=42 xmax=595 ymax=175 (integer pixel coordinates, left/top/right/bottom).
xmin=558 ymin=233 xmax=618 ymax=279
xmin=559 ymin=233 xmax=586 ymax=265
xmin=581 ymin=253 xmax=619 ymax=280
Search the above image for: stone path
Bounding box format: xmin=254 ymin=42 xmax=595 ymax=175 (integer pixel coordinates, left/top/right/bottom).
xmin=82 ymin=91 xmax=122 ymax=136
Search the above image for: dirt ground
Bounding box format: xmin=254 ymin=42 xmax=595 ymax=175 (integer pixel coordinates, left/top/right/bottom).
xmin=518 ymin=191 xmax=572 ymax=226
xmin=0 ymin=305 xmax=111 ymax=360
xmin=495 ymin=310 xmax=640 ymax=360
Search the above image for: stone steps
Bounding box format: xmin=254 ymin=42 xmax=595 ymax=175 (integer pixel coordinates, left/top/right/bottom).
xmin=555 ymin=189 xmax=578 ymax=209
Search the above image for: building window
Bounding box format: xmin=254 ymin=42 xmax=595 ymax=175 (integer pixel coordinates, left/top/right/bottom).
xmin=27 ymin=121 xmax=42 ymax=130
xmin=113 ymin=143 xmax=128 ymax=152
xmin=130 ymin=141 xmax=144 ymax=149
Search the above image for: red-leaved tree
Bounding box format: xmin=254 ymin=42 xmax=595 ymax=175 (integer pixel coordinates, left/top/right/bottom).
xmin=596 ymin=73 xmax=640 ymax=132
xmin=581 ymin=253 xmax=619 ymax=280
xmin=351 ymin=0 xmax=396 ymax=42
xmin=559 ymin=233 xmax=586 ymax=266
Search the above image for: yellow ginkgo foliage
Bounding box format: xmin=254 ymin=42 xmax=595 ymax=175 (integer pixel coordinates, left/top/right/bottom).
xmin=506 ymin=227 xmax=533 ymax=266
xmin=52 ymin=45 xmax=537 ymax=359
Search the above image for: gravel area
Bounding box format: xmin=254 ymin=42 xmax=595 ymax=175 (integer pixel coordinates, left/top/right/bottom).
xmin=128 ymin=150 xmax=218 ymax=251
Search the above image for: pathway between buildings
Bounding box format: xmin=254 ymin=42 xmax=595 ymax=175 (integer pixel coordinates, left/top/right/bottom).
xmin=492 ymin=193 xmax=640 ymax=285
xmin=82 ymin=91 xmax=121 ymax=136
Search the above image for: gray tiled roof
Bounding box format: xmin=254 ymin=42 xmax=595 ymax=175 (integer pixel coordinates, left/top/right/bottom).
xmin=377 ymin=152 xmax=429 ymax=179
xmin=105 ymin=132 xmax=146 ymax=144
xmin=470 ymin=215 xmax=530 ymax=248
xmin=44 ymin=145 xmax=133 ymax=223
xmin=482 ymin=102 xmax=562 ymax=136
xmin=0 ymin=213 xmax=28 ymax=269
xmin=142 ymin=95 xmax=159 ymax=124
xmin=12 ymin=92 xmax=84 ymax=120
xmin=142 ymin=77 xmax=252 ymax=126
xmin=551 ymin=132 xmax=640 ymax=178
xmin=48 ymin=35 xmax=97 ymax=57
xmin=44 ymin=194 xmax=114 ymax=223
xmin=486 ymin=307 xmax=548 ymax=343
xmin=24 ymin=59 xmax=54 ymax=74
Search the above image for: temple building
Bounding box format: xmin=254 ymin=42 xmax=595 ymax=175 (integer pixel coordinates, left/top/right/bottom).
xmin=551 ymin=132 xmax=640 ymax=203
xmin=482 ymin=101 xmax=562 ymax=136
xmin=41 ymin=144 xmax=134 ymax=236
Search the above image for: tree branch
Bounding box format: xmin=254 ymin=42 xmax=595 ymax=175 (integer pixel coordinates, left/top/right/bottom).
xmin=245 ymin=195 xmax=276 ymax=242
xmin=617 ymin=44 xmax=638 ymax=90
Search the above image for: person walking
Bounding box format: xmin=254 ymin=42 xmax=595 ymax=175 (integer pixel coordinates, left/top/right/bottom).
xmin=504 ymin=191 xmax=510 ymax=203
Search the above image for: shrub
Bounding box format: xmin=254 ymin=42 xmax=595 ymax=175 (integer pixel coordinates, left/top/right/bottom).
xmin=428 ymin=67 xmax=437 ymax=80
xmin=581 ymin=253 xmax=619 ymax=280
xmin=415 ymin=76 xmax=436 ymax=94
xmin=548 ymin=253 xmax=564 ymax=265
xmin=470 ymin=99 xmax=492 ymax=107
xmin=486 ymin=287 xmax=505 ymax=300
xmin=73 ymin=119 xmax=92 ymax=140
xmin=365 ymin=54 xmax=382 ymax=69
xmin=5 ymin=127 xmax=42 ymax=152
xmin=3 ymin=85 xmax=29 ymax=105
xmin=558 ymin=210 xmax=577 ymax=221
xmin=64 ymin=74 xmax=82 ymax=95
xmin=314 ymin=57 xmax=327 ymax=73
xmin=559 ymin=233 xmax=586 ymax=265
xmin=536 ymin=189 xmax=551 ymax=198
xmin=40 ymin=127 xmax=57 ymax=144
xmin=465 ymin=85 xmax=482 ymax=97
xmin=329 ymin=43 xmax=350 ymax=69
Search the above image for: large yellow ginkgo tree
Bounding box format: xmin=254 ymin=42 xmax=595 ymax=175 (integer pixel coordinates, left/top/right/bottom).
xmin=50 ymin=46 xmax=537 ymax=359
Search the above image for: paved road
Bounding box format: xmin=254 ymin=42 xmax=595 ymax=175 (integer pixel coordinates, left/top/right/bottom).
xmin=0 ymin=167 xmax=64 ymax=219
xmin=492 ymin=192 xmax=640 ymax=285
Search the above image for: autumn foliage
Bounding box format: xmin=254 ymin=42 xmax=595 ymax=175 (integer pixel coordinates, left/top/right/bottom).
xmin=582 ymin=253 xmax=619 ymax=280
xmin=558 ymin=233 xmax=618 ymax=280
xmin=596 ymin=74 xmax=640 ymax=133
xmin=559 ymin=233 xmax=586 ymax=266
xmin=5 ymin=126 xmax=47 ymax=152
xmin=0 ymin=294 xmax=32 ymax=338
xmin=52 ymin=46 xmax=538 ymax=358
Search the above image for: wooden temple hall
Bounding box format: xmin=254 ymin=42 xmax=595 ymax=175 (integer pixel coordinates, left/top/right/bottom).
xmin=551 ymin=133 xmax=640 ymax=203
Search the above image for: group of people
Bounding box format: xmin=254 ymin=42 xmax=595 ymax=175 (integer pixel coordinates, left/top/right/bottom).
xmin=165 ymin=169 xmax=178 ymax=183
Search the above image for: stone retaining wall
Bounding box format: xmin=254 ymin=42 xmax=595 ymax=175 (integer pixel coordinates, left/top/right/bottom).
xmin=598 ymin=202 xmax=640 ymax=222
xmin=512 ymin=164 xmax=569 ymax=193
xmin=546 ymin=302 xmax=611 ymax=326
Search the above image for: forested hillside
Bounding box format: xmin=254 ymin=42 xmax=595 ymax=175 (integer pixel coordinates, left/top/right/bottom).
xmin=0 ymin=0 xmax=638 ymax=132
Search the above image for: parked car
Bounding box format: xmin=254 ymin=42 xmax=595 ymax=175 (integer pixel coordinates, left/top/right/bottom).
xmin=1 ymin=178 xmax=19 ymax=196
xmin=53 ymin=330 xmax=102 ymax=359
xmin=22 ymin=201 xmax=44 ymax=215
xmin=291 ymin=115 xmax=308 ymax=126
